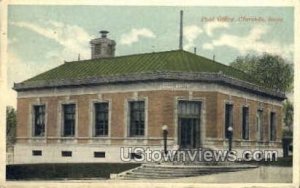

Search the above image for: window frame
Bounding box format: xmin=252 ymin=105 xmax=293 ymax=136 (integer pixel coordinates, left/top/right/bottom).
xmin=224 ymin=103 xmax=234 ymax=139
xmin=32 ymin=150 xmax=42 ymax=156
xmin=128 ymin=100 xmax=146 ymax=137
xmin=93 ymin=102 xmax=109 ymax=137
xmin=61 ymin=151 xmax=72 ymax=157
xmin=62 ymin=103 xmax=76 ymax=137
xmin=32 ymin=104 xmax=46 ymax=137
xmin=256 ymin=109 xmax=264 ymax=141
xmin=241 ymin=106 xmax=250 ymax=140
xmin=270 ymin=111 xmax=277 ymax=141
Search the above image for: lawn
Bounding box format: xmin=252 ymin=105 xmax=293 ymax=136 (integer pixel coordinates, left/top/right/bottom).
xmin=237 ymin=156 xmax=293 ymax=167
xmin=6 ymin=163 xmax=140 ymax=180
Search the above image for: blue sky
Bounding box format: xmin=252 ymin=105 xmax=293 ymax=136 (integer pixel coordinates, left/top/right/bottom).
xmin=7 ymin=5 xmax=294 ymax=107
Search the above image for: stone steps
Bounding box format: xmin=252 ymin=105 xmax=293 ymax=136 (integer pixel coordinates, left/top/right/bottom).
xmin=115 ymin=164 xmax=257 ymax=180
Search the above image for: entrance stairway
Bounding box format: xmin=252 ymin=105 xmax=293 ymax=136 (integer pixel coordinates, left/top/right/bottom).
xmin=114 ymin=163 xmax=257 ymax=180
xmin=113 ymin=149 xmax=257 ymax=180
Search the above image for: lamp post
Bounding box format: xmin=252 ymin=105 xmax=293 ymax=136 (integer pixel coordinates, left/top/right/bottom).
xmin=227 ymin=126 xmax=233 ymax=151
xmin=162 ymin=125 xmax=168 ymax=155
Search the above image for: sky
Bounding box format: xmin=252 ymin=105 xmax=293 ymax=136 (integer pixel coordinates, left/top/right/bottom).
xmin=7 ymin=5 xmax=294 ymax=108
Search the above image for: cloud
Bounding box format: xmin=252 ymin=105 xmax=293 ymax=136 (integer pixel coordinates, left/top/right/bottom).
xmin=204 ymin=22 xmax=229 ymax=37
xmin=120 ymin=28 xmax=155 ymax=46
xmin=7 ymin=49 xmax=66 ymax=108
xmin=183 ymin=25 xmax=203 ymax=50
xmin=202 ymin=43 xmax=214 ymax=50
xmin=10 ymin=21 xmax=92 ymax=60
xmin=202 ymin=25 xmax=293 ymax=60
xmin=183 ymin=22 xmax=229 ymax=50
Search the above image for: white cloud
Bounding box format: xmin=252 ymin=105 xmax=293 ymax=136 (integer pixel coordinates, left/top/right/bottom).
xmin=10 ymin=21 xmax=92 ymax=60
xmin=204 ymin=22 xmax=229 ymax=37
xmin=6 ymin=49 xmax=65 ymax=108
xmin=203 ymin=25 xmax=293 ymax=60
xmin=202 ymin=43 xmax=214 ymax=50
xmin=183 ymin=25 xmax=203 ymax=50
xmin=120 ymin=28 xmax=155 ymax=46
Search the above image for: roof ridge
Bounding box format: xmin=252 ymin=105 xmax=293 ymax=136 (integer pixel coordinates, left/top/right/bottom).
xmin=66 ymin=49 xmax=182 ymax=64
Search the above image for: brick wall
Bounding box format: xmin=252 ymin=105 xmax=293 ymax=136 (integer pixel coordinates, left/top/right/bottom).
xmin=16 ymin=89 xmax=283 ymax=146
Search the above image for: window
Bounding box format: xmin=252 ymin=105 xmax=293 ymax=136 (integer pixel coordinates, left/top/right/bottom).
xmin=242 ymin=107 xmax=249 ymax=140
xmin=61 ymin=151 xmax=72 ymax=157
xmin=130 ymin=153 xmax=142 ymax=159
xmin=256 ymin=109 xmax=263 ymax=141
xmin=33 ymin=105 xmax=45 ymax=137
xmin=94 ymin=152 xmax=106 ymax=158
xmin=129 ymin=101 xmax=145 ymax=137
xmin=270 ymin=112 xmax=277 ymax=141
xmin=225 ymin=104 xmax=233 ymax=139
xmin=63 ymin=104 xmax=76 ymax=137
xmin=94 ymin=103 xmax=109 ymax=136
xmin=32 ymin=150 xmax=42 ymax=156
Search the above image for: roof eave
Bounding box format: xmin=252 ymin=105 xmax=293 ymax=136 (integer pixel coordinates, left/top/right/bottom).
xmin=13 ymin=71 xmax=286 ymax=101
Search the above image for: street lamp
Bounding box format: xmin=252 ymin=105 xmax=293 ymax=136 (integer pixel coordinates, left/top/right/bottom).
xmin=227 ymin=126 xmax=233 ymax=151
xmin=162 ymin=125 xmax=168 ymax=155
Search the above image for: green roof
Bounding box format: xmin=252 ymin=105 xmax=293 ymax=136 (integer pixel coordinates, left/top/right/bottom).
xmin=22 ymin=50 xmax=259 ymax=85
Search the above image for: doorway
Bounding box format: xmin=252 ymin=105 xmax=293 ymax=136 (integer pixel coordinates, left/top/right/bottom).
xmin=177 ymin=101 xmax=201 ymax=149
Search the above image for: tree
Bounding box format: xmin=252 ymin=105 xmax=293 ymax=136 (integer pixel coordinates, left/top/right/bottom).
xmin=230 ymin=53 xmax=293 ymax=92
xmin=283 ymin=100 xmax=293 ymax=133
xmin=6 ymin=106 xmax=17 ymax=146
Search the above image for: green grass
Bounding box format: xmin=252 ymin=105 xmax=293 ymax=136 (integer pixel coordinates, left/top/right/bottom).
xmin=6 ymin=163 xmax=140 ymax=180
xmin=237 ymin=156 xmax=293 ymax=167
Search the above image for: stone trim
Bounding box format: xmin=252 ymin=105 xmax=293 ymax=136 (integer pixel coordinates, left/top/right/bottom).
xmin=223 ymin=100 xmax=233 ymax=140
xmin=240 ymin=104 xmax=250 ymax=141
xmin=174 ymin=97 xmax=206 ymax=147
xmin=17 ymin=81 xmax=284 ymax=106
xmin=124 ymin=96 xmax=149 ymax=142
xmin=57 ymin=99 xmax=78 ymax=143
xmin=14 ymin=71 xmax=285 ymax=100
xmin=89 ymin=99 xmax=112 ymax=139
xmin=269 ymin=109 xmax=278 ymax=142
xmin=28 ymin=99 xmax=48 ymax=144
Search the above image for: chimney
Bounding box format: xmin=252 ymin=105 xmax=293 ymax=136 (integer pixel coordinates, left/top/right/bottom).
xmin=90 ymin=30 xmax=116 ymax=59
xmin=100 ymin=30 xmax=109 ymax=38
xmin=179 ymin=10 xmax=183 ymax=50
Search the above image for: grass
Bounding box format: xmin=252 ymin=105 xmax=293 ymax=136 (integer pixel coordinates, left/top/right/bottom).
xmin=237 ymin=156 xmax=293 ymax=167
xmin=6 ymin=163 xmax=140 ymax=180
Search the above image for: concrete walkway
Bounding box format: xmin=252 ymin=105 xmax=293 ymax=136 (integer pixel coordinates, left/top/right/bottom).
xmin=6 ymin=166 xmax=292 ymax=184
xmin=115 ymin=166 xmax=292 ymax=183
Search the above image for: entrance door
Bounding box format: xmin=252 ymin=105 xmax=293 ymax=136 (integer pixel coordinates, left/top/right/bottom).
xmin=178 ymin=101 xmax=201 ymax=149
xmin=179 ymin=118 xmax=199 ymax=148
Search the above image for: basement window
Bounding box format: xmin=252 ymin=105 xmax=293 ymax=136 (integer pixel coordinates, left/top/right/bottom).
xmin=61 ymin=151 xmax=72 ymax=157
xmin=32 ymin=150 xmax=42 ymax=156
xmin=130 ymin=153 xmax=142 ymax=160
xmin=94 ymin=152 xmax=106 ymax=158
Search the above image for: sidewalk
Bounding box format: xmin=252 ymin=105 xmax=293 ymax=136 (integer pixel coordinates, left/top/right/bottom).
xmin=7 ymin=166 xmax=292 ymax=183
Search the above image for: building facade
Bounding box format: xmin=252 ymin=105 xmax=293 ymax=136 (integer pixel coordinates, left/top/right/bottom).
xmin=13 ymin=32 xmax=285 ymax=164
